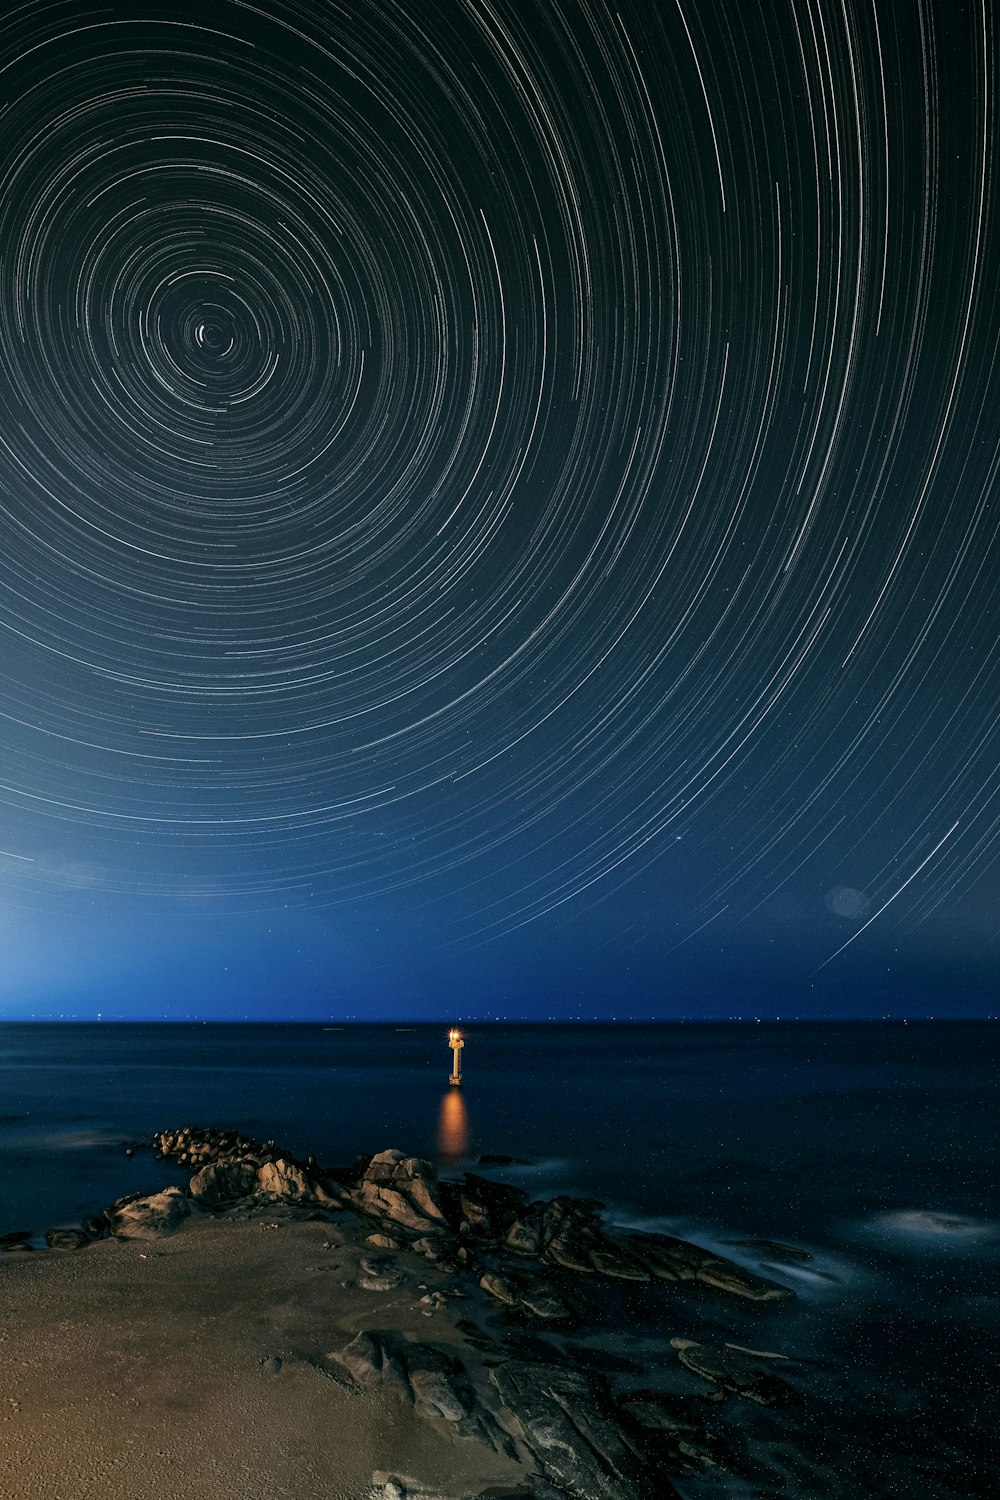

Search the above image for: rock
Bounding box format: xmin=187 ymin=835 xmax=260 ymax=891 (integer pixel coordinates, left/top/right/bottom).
xmin=312 ymin=1179 xmax=343 ymax=1207
xmin=693 ymin=1257 xmax=793 ymax=1302
xmin=616 ymin=1390 xmax=727 ymax=1469
xmin=44 ymin=1228 xmax=91 ymax=1251
xmin=519 ymin=1280 xmax=574 ymax=1321
xmin=153 ymin=1125 xmax=297 ymax=1173
xmin=364 ymin=1148 xmax=407 ymax=1182
xmin=476 ymin=1492 xmax=548 ymax=1500
xmin=366 ymin=1232 xmax=401 ymax=1250
xmin=354 ymin=1151 xmax=449 ymax=1232
xmin=189 ymin=1159 xmax=259 ymax=1205
xmin=670 ymin=1340 xmax=795 ymax=1406
xmin=492 ymin=1360 xmax=671 ymax=1499
xmin=256 ymin=1158 xmax=313 ymax=1202
xmin=620 ymin=1234 xmax=698 ymax=1282
xmin=0 ymin=1231 xmax=32 ymax=1246
xmin=480 ymin=1269 xmax=573 ymax=1321
xmin=359 ymin=1255 xmax=405 ymax=1292
xmin=458 ymin=1192 xmax=492 ymax=1232
xmin=619 ymin=1231 xmax=793 ymax=1300
xmin=356 ymin=1182 xmax=433 ymax=1232
xmin=331 ymin=1333 xmax=514 ymax=1457
xmin=504 ymin=1215 xmax=544 ymax=1257
xmin=106 ymin=1187 xmax=194 ymax=1241
xmin=413 ymin=1236 xmax=446 ymax=1260
xmin=331 ymin=1332 xmax=412 ymax=1403
xmin=480 ymin=1271 xmax=519 ymax=1306
xmin=405 ymin=1179 xmax=449 ymax=1225
xmin=1 ymin=1241 xmax=33 ymax=1253
xmin=587 ymin=1245 xmax=651 ymax=1282
xmin=373 ymin=1476 xmax=448 ymax=1500
xmin=736 ymin=1238 xmax=813 ymax=1263
xmin=545 ymin=1225 xmax=599 ymax=1272
xmin=536 ymin=1198 xmax=609 ymax=1273
xmin=405 ymin=1343 xmax=473 ymax=1423
xmin=404 ymin=1342 xmax=515 ymax=1454
xmin=454 ymin=1173 xmax=525 ymax=1236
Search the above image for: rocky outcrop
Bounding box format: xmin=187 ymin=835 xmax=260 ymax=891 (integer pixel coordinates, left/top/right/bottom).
xmin=154 ymin=1126 xmax=347 ymax=1213
xmin=615 ymin=1390 xmax=727 ymax=1470
xmin=105 ymin=1187 xmax=194 ymax=1240
xmin=479 ymin=1269 xmax=573 ymax=1322
xmin=1 ymin=1128 xmax=802 ymax=1495
xmin=334 ymin=1330 xmax=412 ymax=1402
xmin=330 ymin=1332 xmax=515 ymax=1456
xmin=690 ymin=1254 xmax=792 ymax=1301
xmin=151 ymin=1128 xmax=792 ymax=1305
xmin=445 ymin=1173 xmax=527 ymax=1239
xmin=491 ymin=1360 xmax=678 ymax=1500
xmin=670 ymin=1339 xmax=795 ymax=1406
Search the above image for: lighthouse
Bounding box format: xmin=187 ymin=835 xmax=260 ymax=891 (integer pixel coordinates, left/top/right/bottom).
xmin=448 ymin=1028 xmax=464 ymax=1086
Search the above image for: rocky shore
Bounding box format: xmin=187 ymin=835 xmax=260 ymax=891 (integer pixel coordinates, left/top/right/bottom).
xmin=0 ymin=1125 xmax=805 ymax=1500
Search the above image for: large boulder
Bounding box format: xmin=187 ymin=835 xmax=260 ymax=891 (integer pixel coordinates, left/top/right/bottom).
xmin=255 ymin=1158 xmax=342 ymax=1208
xmin=354 ymin=1150 xmax=449 ymax=1232
xmin=189 ymin=1159 xmax=259 ymax=1205
xmin=106 ymin=1187 xmax=194 ymax=1240
xmin=256 ymin=1158 xmax=313 ymax=1201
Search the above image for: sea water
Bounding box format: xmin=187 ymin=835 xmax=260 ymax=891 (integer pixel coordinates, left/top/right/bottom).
xmin=0 ymin=1021 xmax=996 ymax=1496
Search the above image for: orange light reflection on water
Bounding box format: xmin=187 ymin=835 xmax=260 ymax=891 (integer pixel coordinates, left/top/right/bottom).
xmin=438 ymin=1086 xmax=469 ymax=1160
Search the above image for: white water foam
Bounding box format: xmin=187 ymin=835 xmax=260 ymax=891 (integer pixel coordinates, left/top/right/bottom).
xmin=861 ymin=1208 xmax=998 ymax=1250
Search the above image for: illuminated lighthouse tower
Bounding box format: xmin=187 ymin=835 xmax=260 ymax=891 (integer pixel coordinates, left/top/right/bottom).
xmin=448 ymin=1028 xmax=464 ymax=1086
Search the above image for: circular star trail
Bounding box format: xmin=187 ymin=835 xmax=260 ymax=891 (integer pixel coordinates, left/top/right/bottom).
xmin=0 ymin=0 xmax=997 ymax=1000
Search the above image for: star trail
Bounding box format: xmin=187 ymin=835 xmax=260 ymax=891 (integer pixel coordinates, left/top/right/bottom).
xmin=0 ymin=0 xmax=997 ymax=1019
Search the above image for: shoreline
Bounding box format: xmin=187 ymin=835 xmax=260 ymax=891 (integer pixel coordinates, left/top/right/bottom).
xmin=1 ymin=1124 xmax=805 ymax=1500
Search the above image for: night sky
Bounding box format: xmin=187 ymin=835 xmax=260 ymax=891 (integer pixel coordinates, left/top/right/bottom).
xmin=1 ymin=0 xmax=997 ymax=1020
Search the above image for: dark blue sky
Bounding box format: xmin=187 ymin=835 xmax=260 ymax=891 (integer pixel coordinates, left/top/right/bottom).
xmin=1 ymin=0 xmax=998 ymax=1020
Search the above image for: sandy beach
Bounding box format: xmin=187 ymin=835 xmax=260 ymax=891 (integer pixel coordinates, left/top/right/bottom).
xmin=4 ymin=1116 xmax=996 ymax=1499
xmin=1 ymin=1128 xmax=809 ymax=1499
xmin=0 ymin=1210 xmax=530 ymax=1500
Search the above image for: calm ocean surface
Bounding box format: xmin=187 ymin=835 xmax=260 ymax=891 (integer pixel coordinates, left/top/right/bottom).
xmin=1 ymin=1020 xmax=997 ymax=1496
